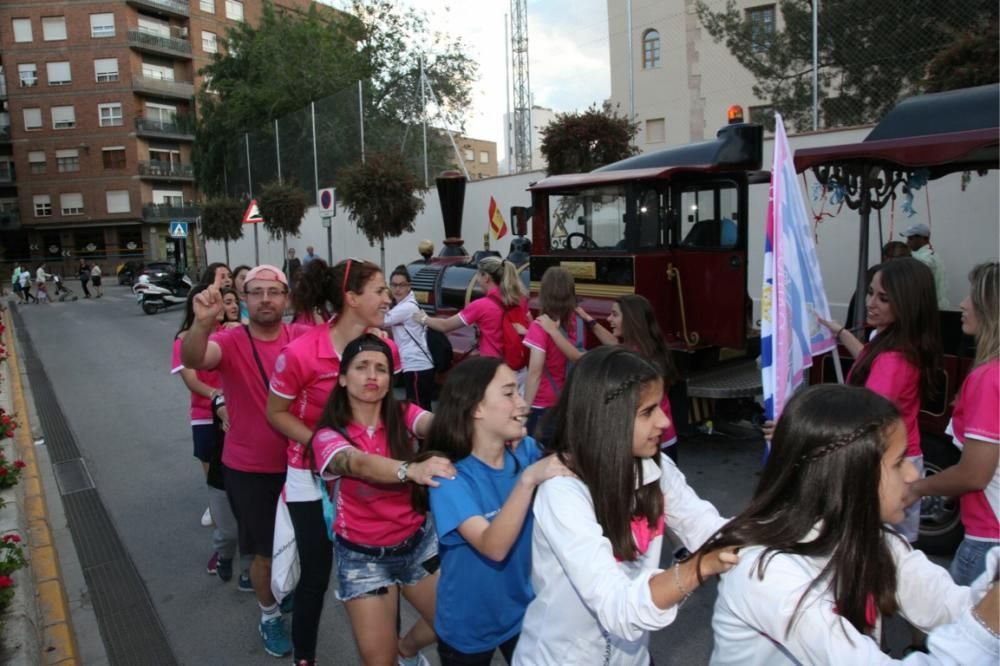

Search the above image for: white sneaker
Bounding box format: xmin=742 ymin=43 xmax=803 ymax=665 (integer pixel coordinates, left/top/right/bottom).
xmin=201 ymin=506 xmax=213 ymax=527
xmin=397 ymin=652 xmax=430 ymax=666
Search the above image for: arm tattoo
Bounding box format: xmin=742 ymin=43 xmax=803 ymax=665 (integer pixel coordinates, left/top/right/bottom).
xmin=330 ymin=448 xmax=358 ymax=477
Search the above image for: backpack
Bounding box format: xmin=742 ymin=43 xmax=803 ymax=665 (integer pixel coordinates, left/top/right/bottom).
xmin=544 ymin=313 xmax=586 ymax=393
xmin=425 ymin=328 xmax=453 ymax=374
xmin=487 ymin=293 xmax=530 ymax=371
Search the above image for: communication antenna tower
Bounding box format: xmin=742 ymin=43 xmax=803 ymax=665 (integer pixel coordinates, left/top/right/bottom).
xmin=510 ymin=0 xmax=531 ymax=173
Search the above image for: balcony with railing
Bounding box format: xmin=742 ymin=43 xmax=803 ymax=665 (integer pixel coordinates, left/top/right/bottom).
xmin=135 ymin=116 xmax=195 ymax=141
xmin=142 ymin=203 xmax=200 ymax=223
xmin=138 ymin=160 xmax=195 ymax=180
xmin=132 ymin=74 xmax=195 ymax=100
xmin=0 ymin=126 xmax=9 ymax=143
xmin=126 ymin=0 xmax=189 ymax=18
xmin=127 ymin=29 xmax=193 ymax=59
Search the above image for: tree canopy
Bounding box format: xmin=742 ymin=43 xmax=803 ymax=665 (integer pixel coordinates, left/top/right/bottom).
xmin=538 ymin=102 xmax=639 ymax=176
xmin=335 ymin=153 xmax=428 ymax=246
xmin=695 ymin=0 xmax=998 ymax=131
xmin=193 ymin=0 xmax=477 ymax=196
xmin=258 ymin=182 xmax=308 ymax=241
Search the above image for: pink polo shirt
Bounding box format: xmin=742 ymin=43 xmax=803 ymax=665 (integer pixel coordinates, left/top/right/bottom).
xmin=170 ymin=337 xmax=220 ymax=425
xmin=523 ymin=315 xmax=582 ymax=408
xmin=950 ymin=360 xmax=1000 ymax=540
xmin=312 ymin=403 xmax=429 ymax=546
xmin=850 ymin=349 xmax=922 ymax=458
xmin=270 ymin=321 xmax=401 ymax=501
xmin=458 ymin=287 xmax=528 ymax=358
xmin=212 ymin=324 xmax=296 ymax=473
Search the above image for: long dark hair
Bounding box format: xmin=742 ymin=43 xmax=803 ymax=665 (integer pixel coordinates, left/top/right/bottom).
xmin=412 ymin=357 xmax=506 ymax=513
xmin=329 ymin=258 xmax=383 ymax=313
xmin=617 ymin=294 xmax=678 ymax=386
xmin=547 ymin=346 xmax=664 ymax=561
xmin=219 ymin=287 xmax=240 ymax=323
xmin=848 ymin=258 xmax=941 ymax=400
xmin=311 ymin=334 xmax=411 ymax=462
xmin=200 ymin=262 xmax=231 ymax=285
xmin=175 ymin=283 xmax=210 ymax=339
xmin=695 ymin=384 xmax=904 ymax=638
xmin=291 ymin=258 xmax=331 ymax=321
xmin=539 ymin=266 xmax=577 ymax=326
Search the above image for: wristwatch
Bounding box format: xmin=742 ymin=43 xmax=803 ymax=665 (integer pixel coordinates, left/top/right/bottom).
xmin=396 ymin=462 xmax=410 ymax=483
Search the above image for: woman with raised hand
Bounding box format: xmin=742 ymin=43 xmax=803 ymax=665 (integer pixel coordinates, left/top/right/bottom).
xmin=909 ymin=261 xmax=1000 ymax=584
xmin=705 ymin=383 xmax=998 ymax=664
xmin=513 ymin=347 xmax=736 ymax=665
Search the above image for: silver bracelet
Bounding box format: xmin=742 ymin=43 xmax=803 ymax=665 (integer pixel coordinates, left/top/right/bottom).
xmin=673 ymin=561 xmax=693 ymax=607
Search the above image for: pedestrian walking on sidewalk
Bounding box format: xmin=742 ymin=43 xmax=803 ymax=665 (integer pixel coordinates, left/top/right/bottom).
xmin=11 ymin=265 xmax=23 ymax=303
xmin=19 ymin=270 xmax=36 ymax=304
xmin=90 ymin=264 xmax=103 ymax=298
xmin=78 ymin=259 xmax=92 ymax=298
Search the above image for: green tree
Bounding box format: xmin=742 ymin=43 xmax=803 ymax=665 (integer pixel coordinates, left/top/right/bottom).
xmin=924 ymin=19 xmax=999 ymax=93
xmin=336 ymin=153 xmax=428 ymax=268
xmin=258 ymin=181 xmax=308 ymax=243
xmin=200 ymin=197 xmax=245 ymax=265
xmin=695 ymin=0 xmax=997 ymax=131
xmin=539 ymin=102 xmax=639 ymax=176
xmin=194 ymin=0 xmax=477 ymax=197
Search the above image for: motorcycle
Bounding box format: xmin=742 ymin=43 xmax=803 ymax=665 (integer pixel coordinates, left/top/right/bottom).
xmin=132 ymin=272 xmax=192 ymax=315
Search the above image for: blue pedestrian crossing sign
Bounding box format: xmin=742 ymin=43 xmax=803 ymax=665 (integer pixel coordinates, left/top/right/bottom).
xmin=169 ymin=221 xmax=189 ymax=238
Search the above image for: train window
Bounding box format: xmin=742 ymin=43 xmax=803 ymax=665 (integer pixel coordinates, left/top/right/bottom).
xmin=548 ymin=186 xmax=627 ymax=251
xmin=679 ymin=181 xmax=739 ymax=248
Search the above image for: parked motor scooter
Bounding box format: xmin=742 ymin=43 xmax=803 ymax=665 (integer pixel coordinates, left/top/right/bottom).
xmin=132 ymin=272 xmax=192 ymax=315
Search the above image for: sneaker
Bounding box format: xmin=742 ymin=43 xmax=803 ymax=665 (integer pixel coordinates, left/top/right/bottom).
xmin=238 ymin=571 xmax=253 ymax=592
xmin=206 ymin=552 xmax=220 ymax=575
xmin=279 ymin=593 xmax=294 ymax=614
xmin=217 ymin=557 xmax=233 ymax=582
xmin=201 ymin=507 xmax=213 ymax=527
xmin=259 ymin=616 xmax=291 ymax=658
xmin=397 ymin=653 xmax=430 ymax=666
xmin=292 ymin=661 xmax=315 ymax=666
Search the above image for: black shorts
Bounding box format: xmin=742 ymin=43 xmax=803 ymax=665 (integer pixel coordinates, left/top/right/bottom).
xmin=224 ymin=467 xmax=286 ymax=557
xmin=91 ymin=276 xmax=102 ymax=286
xmin=191 ymin=424 xmax=215 ymax=463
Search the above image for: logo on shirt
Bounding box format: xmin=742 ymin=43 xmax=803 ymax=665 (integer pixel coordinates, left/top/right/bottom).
xmin=274 ymin=353 xmax=287 ymax=373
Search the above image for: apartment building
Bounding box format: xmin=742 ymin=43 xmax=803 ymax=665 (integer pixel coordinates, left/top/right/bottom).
xmin=0 ymin=0 xmax=312 ymax=275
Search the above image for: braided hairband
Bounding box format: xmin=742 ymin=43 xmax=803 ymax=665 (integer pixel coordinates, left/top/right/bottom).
xmin=604 ymin=374 xmax=643 ymax=404
xmin=797 ymin=422 xmax=880 ymax=466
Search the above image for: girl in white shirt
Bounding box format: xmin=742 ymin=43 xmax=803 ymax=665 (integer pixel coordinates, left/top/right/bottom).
xmin=705 ymin=383 xmax=999 ymax=665
xmin=513 ymin=346 xmax=738 ymax=666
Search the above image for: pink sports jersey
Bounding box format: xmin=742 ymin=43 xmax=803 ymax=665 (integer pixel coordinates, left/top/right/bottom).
xmin=851 ymin=350 xmax=922 ymax=457
xmin=950 ymin=360 xmax=1000 ymax=540
xmin=312 ymin=403 xmax=429 ymax=546
xmin=459 ymin=287 xmax=528 ymax=359
xmin=170 ymin=337 xmax=220 ymax=425
xmin=212 ymin=324 xmax=296 ymax=473
xmin=270 ymin=323 xmax=401 ymax=500
xmin=523 ymin=314 xmax=582 ymax=408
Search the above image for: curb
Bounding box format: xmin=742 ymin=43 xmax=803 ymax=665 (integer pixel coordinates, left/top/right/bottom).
xmin=3 ymin=309 xmax=80 ymax=665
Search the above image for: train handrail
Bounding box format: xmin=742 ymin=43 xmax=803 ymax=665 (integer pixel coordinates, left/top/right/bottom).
xmin=666 ymin=263 xmax=700 ymax=347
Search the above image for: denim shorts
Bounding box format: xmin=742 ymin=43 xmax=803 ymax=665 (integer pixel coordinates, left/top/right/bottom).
xmin=334 ymin=518 xmax=439 ymax=601
xmin=949 ymin=537 xmax=998 ymax=586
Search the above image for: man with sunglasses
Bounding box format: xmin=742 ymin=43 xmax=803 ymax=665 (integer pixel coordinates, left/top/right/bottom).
xmin=182 ymin=264 xmax=298 ymax=658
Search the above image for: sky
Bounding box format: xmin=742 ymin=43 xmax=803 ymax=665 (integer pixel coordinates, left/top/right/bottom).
xmin=320 ymin=0 xmax=613 ymax=153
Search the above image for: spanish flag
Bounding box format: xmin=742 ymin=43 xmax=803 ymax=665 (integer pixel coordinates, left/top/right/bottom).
xmin=488 ymin=196 xmax=508 ymax=240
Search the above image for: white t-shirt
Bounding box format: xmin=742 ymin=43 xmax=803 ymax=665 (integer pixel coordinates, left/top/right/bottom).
xmin=383 ymin=291 xmax=433 ymax=373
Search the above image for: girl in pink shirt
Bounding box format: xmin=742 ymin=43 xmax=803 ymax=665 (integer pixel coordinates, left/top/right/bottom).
xmin=419 ymin=256 xmax=529 ymax=361
xmin=821 ymin=257 xmax=942 ymax=542
xmin=309 ymin=334 xmax=455 ymax=666
xmin=911 ymin=261 xmax=1000 ymax=584
xmin=539 ymin=294 xmax=681 ymax=461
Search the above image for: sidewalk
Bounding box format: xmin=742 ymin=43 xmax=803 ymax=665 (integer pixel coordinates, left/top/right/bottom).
xmin=0 ymin=305 xmax=107 ymax=665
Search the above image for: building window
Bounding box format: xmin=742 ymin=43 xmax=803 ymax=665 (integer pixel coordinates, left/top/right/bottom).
xmin=18 ymin=63 xmax=38 ymax=87
xmin=0 ymin=160 xmax=12 ymax=183
xmin=90 ymin=13 xmax=115 ymax=38
xmin=60 ymin=193 xmax=84 ymax=216
xmin=747 ymin=5 xmax=776 ymax=53
xmin=52 ymin=106 xmax=76 ymax=130
xmin=225 ymin=0 xmax=244 ymax=21
xmin=103 ymin=147 xmax=127 ymax=169
xmin=98 ymin=103 xmax=123 ymax=127
xmin=145 ymin=102 xmax=177 ymax=127
xmin=106 ymin=190 xmax=131 ymax=214
xmin=142 ymin=59 xmax=175 ymax=81
xmin=645 ymin=117 xmax=665 ymax=143
xmin=202 ymin=31 xmax=218 ymax=54
xmin=153 ymin=190 xmax=184 ymax=206
xmin=34 ymin=195 xmax=52 ymax=217
xmin=29 ymin=151 xmax=47 ymax=175
xmin=41 ymin=16 xmax=67 ymax=41
xmin=95 ymin=58 xmax=119 ymax=83
xmin=748 ymin=104 xmax=776 ymax=132
xmin=23 ymin=108 xmax=43 ymax=131
xmin=56 ymin=149 xmax=80 ymax=173
xmin=479 ymin=151 xmax=489 ymax=164
xmin=137 ymin=16 xmax=170 ymax=38
xmin=463 ymin=148 xmax=474 ymax=161
xmin=642 ymin=29 xmax=661 ymax=69
xmin=13 ymin=18 xmax=33 ymax=43
xmin=200 ymin=0 xmax=216 ymax=13
xmin=46 ymin=61 xmax=72 ymax=86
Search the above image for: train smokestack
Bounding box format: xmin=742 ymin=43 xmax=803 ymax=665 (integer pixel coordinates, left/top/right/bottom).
xmin=436 ymin=170 xmax=467 ymax=256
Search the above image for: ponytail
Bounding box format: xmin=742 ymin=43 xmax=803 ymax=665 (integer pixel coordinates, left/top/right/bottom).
xmin=478 ymin=256 xmax=526 ymax=308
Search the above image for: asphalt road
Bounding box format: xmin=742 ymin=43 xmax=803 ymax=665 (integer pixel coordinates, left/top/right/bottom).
xmin=14 ymin=286 xmax=926 ymax=665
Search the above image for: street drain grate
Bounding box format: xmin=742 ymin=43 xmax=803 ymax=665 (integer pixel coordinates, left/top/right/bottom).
xmin=10 ymin=305 xmax=178 ymax=666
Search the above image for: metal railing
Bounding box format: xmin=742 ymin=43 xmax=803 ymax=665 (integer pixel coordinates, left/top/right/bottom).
xmin=127 ymin=29 xmax=192 ymax=57
xmin=142 ymin=204 xmax=201 ymax=222
xmin=126 ymin=0 xmax=189 ymax=16
xmin=137 ymin=160 xmax=194 ymax=179
xmin=132 ymin=74 xmax=194 ymax=99
xmin=135 ymin=117 xmax=194 ymax=138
